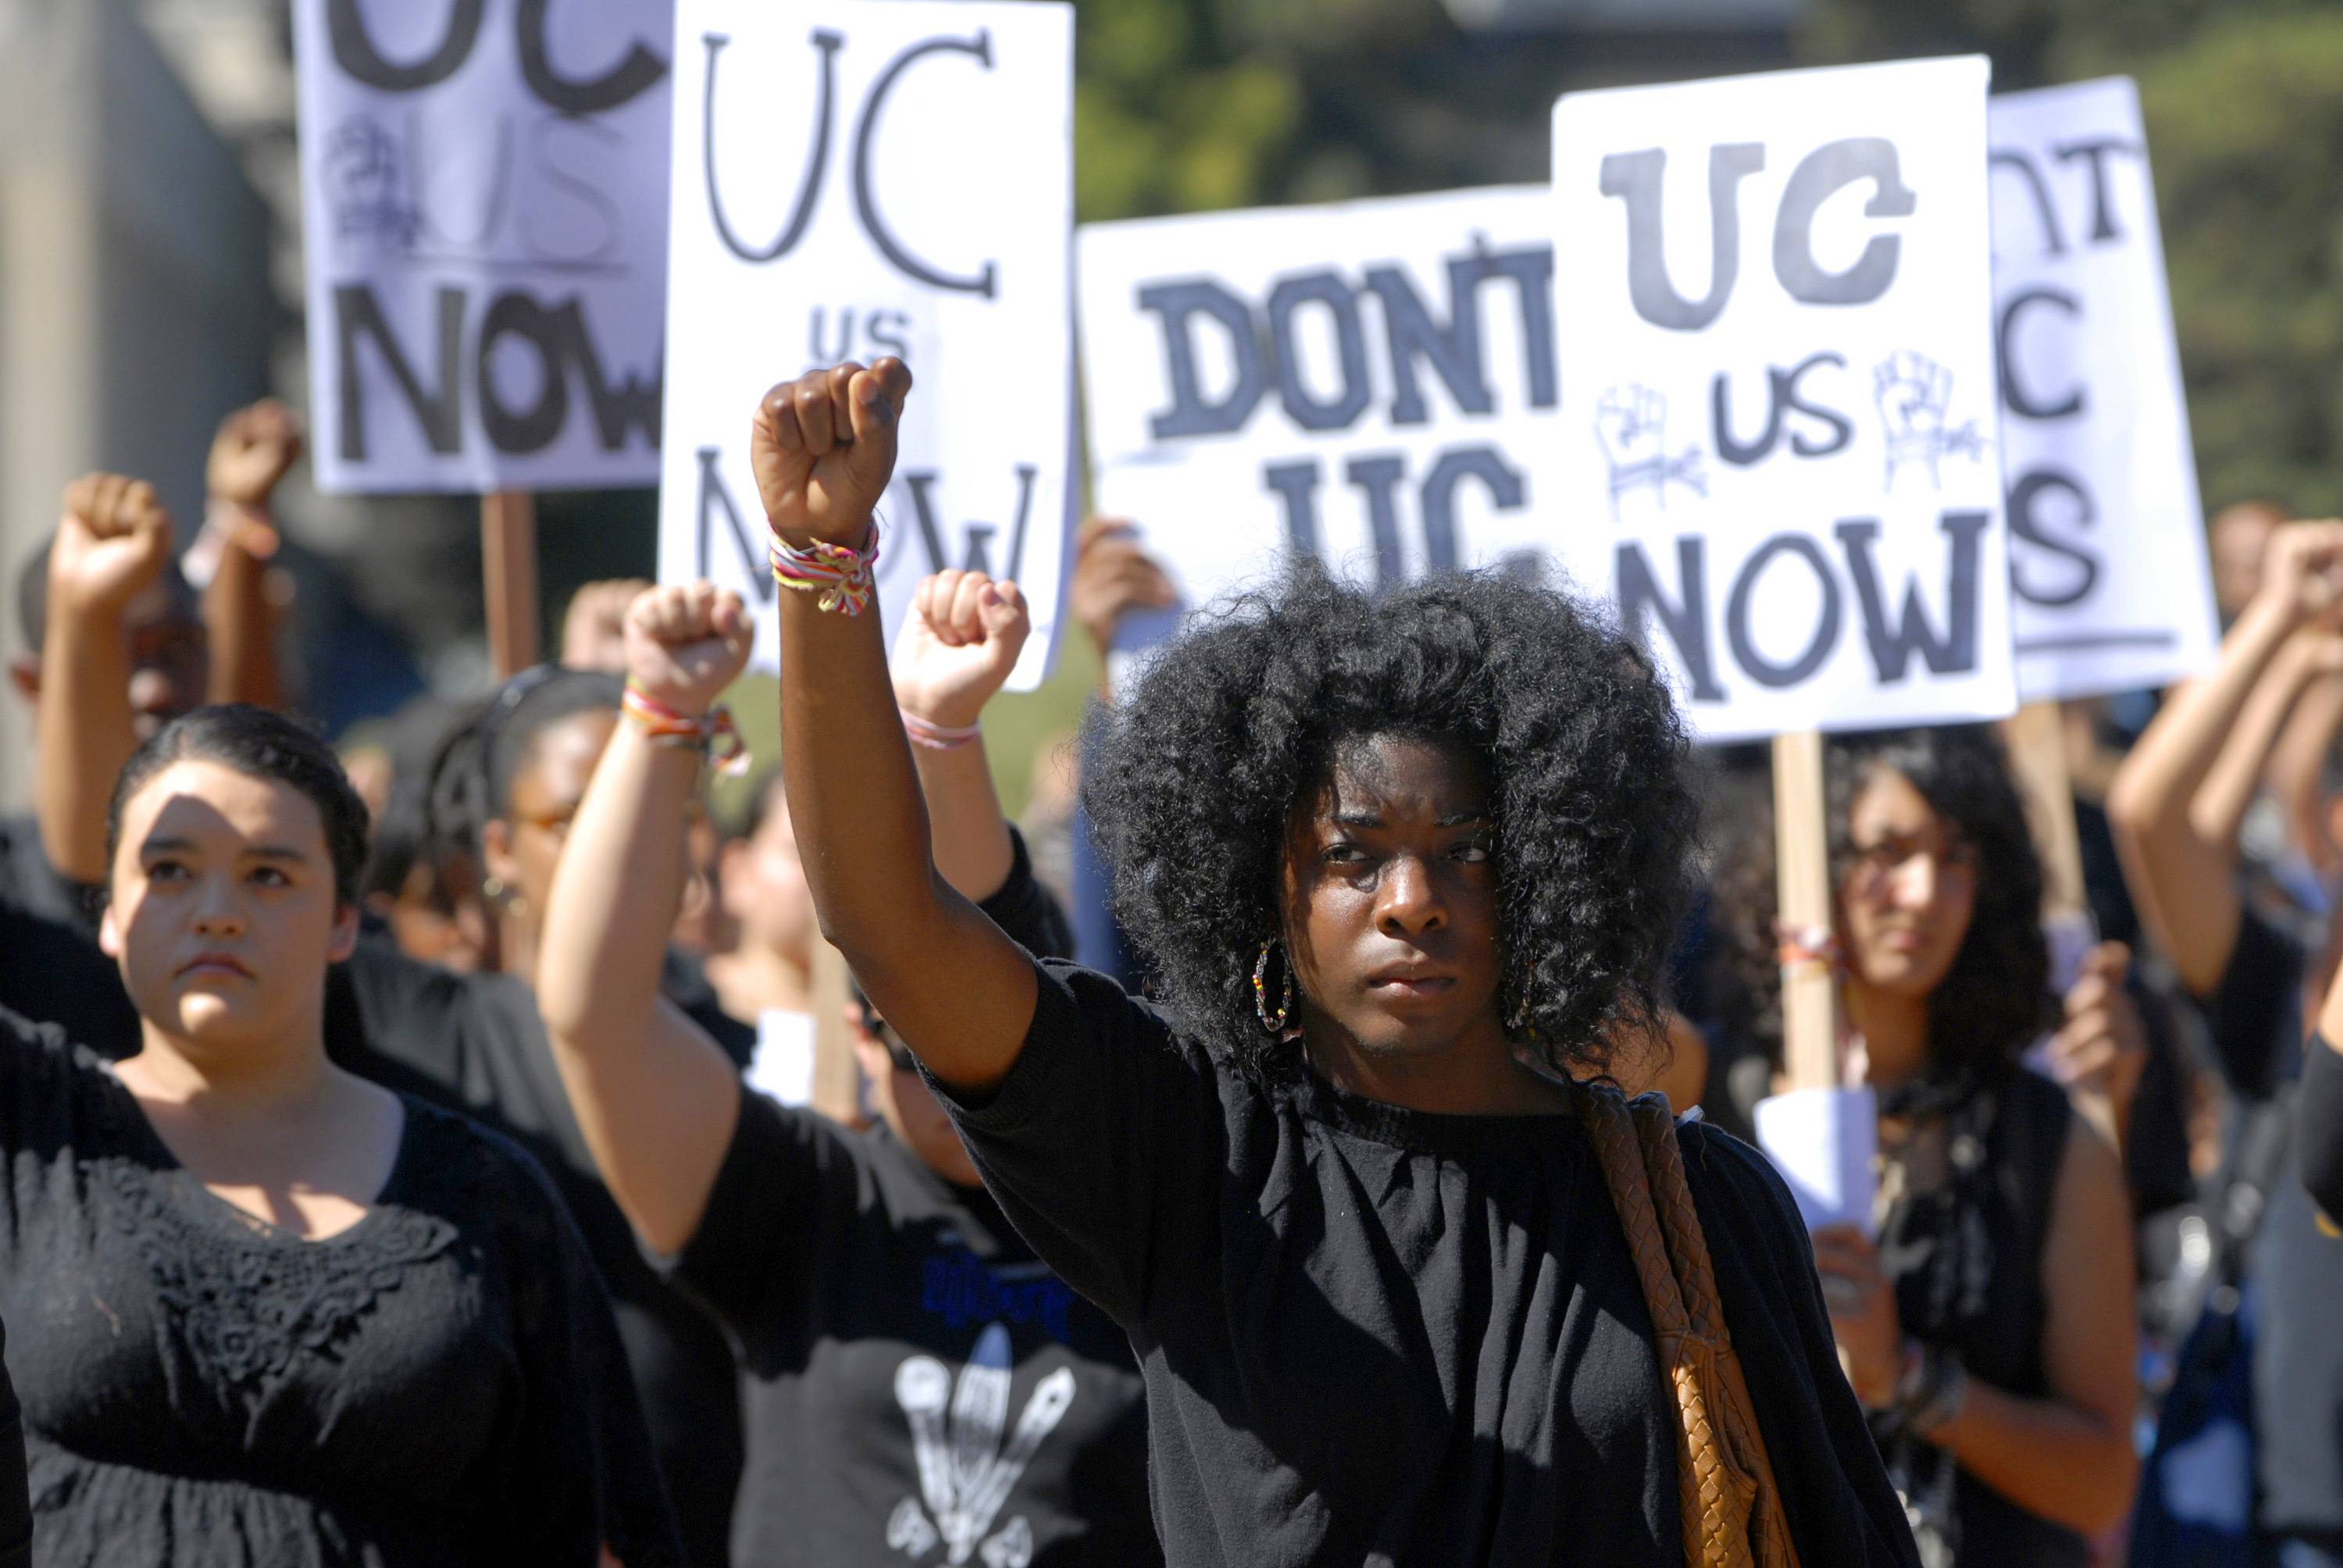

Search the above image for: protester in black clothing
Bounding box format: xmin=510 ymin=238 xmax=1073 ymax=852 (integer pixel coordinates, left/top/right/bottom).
xmin=537 ymin=577 xmax=1155 ymax=1565
xmin=0 ymin=1318 xmax=24 ymax=1568
xmin=5 ymin=412 xmax=299 ymax=1042
xmin=737 ymin=359 xmax=1917 ymax=1564
xmin=2110 ymin=519 xmax=2343 ymax=1566
xmin=1708 ymin=726 xmax=2142 ymax=1564
xmin=30 ymin=491 xmax=750 ymax=1564
xmin=0 ymin=705 xmax=677 ymax=1563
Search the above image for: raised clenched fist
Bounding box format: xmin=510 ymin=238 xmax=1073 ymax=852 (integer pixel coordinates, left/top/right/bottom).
xmin=1070 ymin=517 xmax=1178 ymax=659
xmin=2258 ymin=520 xmax=2343 ymax=629
xmin=206 ymin=399 xmax=305 ymax=511
xmin=891 ymin=569 xmax=1030 ymax=731
xmin=622 ymin=581 xmax=754 ymax=718
xmin=2042 ymin=942 xmax=2147 ymax=1120
xmin=748 ymin=358 xmax=912 ymax=549
xmin=51 ymin=473 xmax=175 ymax=619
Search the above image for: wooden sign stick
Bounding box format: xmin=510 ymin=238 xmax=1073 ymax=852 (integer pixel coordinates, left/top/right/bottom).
xmin=2002 ymin=699 xmax=2091 ymax=928
xmin=1772 ymin=729 xmax=1841 ymax=1091
xmin=481 ymin=490 xmax=540 ymax=679
xmin=2002 ymin=700 xmax=2123 ymax=1147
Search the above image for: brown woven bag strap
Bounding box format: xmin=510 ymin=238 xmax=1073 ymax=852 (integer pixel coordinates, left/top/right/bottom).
xmin=1628 ymin=1098 xmax=1800 ymax=1568
xmin=1577 ymin=1084 xmax=1756 ymax=1568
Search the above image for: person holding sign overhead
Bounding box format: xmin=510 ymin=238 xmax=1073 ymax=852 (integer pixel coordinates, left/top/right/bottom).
xmin=1706 ymin=727 xmax=2142 ymax=1563
xmin=740 ymin=357 xmax=1917 ymax=1566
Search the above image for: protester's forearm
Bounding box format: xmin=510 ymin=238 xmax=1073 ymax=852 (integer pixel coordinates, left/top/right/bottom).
xmin=778 ymin=582 xmax=1034 ymax=1089
xmin=37 ymin=611 xmax=135 ymax=882
xmin=539 ymin=725 xmax=699 ymax=1046
xmin=201 ymin=539 xmax=283 ymax=710
xmin=1931 ymin=1381 xmax=2138 ymax=1538
xmin=538 ymin=721 xmax=741 ymax=1254
xmin=913 ymin=739 xmax=1015 ymax=903
xmin=2109 ymin=600 xmax=2296 ymax=992
xmin=2109 ymin=597 xmax=2293 ymax=841
xmin=2189 ymin=630 xmax=2320 ymax=853
xmin=2269 ymin=670 xmax=2343 ymax=867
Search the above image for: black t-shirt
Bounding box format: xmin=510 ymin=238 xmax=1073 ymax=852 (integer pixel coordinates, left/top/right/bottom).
xmin=0 ymin=1005 xmax=680 ymax=1565
xmin=324 ymin=942 xmax=750 ymax=1568
xmin=925 ymin=960 xmax=1920 ymax=1566
xmin=0 ymin=816 xmax=138 ymax=1062
xmin=2199 ymin=909 xmax=2343 ymax=1535
xmin=673 ymin=1097 xmax=1154 ymax=1566
xmin=2300 ymin=1031 xmax=2343 ymax=1226
xmin=0 ymin=814 xmax=98 ymax=935
xmin=670 ymin=829 xmax=1144 ymax=1566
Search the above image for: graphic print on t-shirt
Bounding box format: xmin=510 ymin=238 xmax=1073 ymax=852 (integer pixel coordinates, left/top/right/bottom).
xmin=886 ymin=1322 xmax=1076 ymax=1566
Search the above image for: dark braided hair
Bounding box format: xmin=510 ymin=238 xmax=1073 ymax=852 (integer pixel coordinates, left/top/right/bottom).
xmin=1080 ymin=562 xmax=1697 ymax=1083
xmin=1707 ymin=725 xmax=2054 ymax=1093
xmin=106 ymin=704 xmax=373 ymax=907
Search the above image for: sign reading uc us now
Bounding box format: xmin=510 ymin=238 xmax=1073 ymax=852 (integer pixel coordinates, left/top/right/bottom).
xmin=294 ymin=0 xmax=672 ymax=493
xmin=656 ymin=0 xmax=1075 ymax=690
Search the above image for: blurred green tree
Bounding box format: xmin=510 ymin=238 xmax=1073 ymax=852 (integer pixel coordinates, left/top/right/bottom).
xmin=1803 ymin=0 xmax=2343 ymax=514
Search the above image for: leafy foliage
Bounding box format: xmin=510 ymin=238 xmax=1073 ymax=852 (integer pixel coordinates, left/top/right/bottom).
xmin=1802 ymin=0 xmax=2343 ymax=512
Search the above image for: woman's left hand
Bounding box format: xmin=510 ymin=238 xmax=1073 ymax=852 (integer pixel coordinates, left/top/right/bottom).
xmin=891 ymin=569 xmax=1029 ymax=729
xmin=1811 ymin=1222 xmax=1902 ymax=1406
xmin=2043 ymin=942 xmax=2148 ymax=1121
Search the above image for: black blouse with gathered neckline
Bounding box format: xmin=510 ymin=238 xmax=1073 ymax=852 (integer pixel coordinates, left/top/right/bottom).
xmin=0 ymin=1003 xmax=680 ymax=1566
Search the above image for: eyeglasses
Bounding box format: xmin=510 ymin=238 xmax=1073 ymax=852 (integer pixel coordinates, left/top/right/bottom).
xmin=1845 ymin=834 xmax=1978 ymax=896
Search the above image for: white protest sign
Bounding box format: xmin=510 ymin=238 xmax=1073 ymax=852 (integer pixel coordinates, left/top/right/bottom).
xmin=1991 ymin=79 xmax=2216 ymax=702
xmin=1079 ymin=188 xmax=1557 ymax=629
xmin=1550 ymin=58 xmax=2017 ymax=743
xmin=294 ymin=0 xmax=670 ymax=493
xmin=657 ymin=1 xmax=1074 ymax=690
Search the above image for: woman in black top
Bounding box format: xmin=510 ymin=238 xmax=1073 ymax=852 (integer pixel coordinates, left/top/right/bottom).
xmin=30 ymin=476 xmax=747 ymax=1565
xmin=0 ymin=703 xmax=677 ymax=1564
xmin=1710 ymin=727 xmax=2140 ymax=1564
xmin=732 ymin=358 xmax=1917 ymax=1565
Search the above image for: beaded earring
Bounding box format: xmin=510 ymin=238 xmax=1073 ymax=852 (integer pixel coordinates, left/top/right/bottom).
xmin=1253 ymin=939 xmax=1295 ymax=1035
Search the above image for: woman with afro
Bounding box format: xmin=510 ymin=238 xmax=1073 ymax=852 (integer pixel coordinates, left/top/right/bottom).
xmin=741 ymin=358 xmax=1918 ymax=1566
xmin=1706 ymin=728 xmax=2141 ymax=1564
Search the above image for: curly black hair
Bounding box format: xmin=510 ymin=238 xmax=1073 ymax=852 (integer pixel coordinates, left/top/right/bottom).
xmin=1706 ymin=725 xmax=2053 ymax=1091
xmin=1080 ymin=563 xmax=1698 ymax=1082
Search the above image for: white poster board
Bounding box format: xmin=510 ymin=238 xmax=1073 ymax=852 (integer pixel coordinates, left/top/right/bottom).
xmin=657 ymin=0 xmax=1075 ymax=689
xmin=1991 ymin=78 xmax=2216 ymax=702
xmin=1550 ymin=58 xmax=2017 ymax=742
xmin=1079 ymin=187 xmax=1557 ymax=634
xmin=294 ymin=0 xmax=671 ymax=493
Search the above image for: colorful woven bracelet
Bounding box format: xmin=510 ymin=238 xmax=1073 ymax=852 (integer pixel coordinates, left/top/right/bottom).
xmin=900 ymin=711 xmax=981 ymax=751
xmin=622 ymin=680 xmax=749 ymax=776
xmin=769 ymin=517 xmax=882 ymax=617
xmin=1773 ymin=920 xmax=1844 ymax=978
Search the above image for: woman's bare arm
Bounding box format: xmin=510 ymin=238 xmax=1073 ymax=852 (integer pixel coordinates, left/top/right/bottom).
xmin=536 ymin=583 xmax=753 ymax=1255
xmin=2108 ymin=522 xmax=2343 ymax=994
xmin=1930 ymin=1116 xmax=2139 ymax=1537
xmin=754 ymin=362 xmax=1036 ymax=1093
xmin=37 ymin=476 xmax=176 ymax=884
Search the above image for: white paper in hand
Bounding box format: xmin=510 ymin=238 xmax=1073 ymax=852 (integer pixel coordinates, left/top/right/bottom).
xmin=748 ymin=1010 xmax=818 ymax=1108
xmin=1753 ymin=1085 xmax=1879 ymax=1235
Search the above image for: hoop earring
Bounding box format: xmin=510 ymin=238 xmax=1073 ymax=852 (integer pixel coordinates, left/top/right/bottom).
xmin=1253 ymin=939 xmax=1295 ymax=1035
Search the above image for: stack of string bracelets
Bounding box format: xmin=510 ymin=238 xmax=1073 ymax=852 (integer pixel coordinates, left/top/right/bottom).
xmin=768 ymin=514 xmax=981 ymax=754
